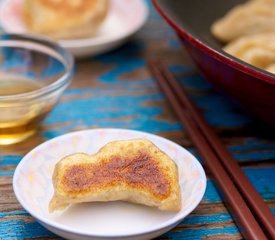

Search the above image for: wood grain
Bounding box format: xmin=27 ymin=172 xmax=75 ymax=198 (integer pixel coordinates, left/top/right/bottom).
xmin=0 ymin=1 xmax=275 ymax=239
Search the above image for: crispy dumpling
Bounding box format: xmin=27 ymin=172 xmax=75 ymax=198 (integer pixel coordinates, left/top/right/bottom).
xmin=23 ymin=0 xmax=109 ymax=39
xmin=265 ymin=63 xmax=275 ymax=74
xmin=211 ymin=0 xmax=275 ymax=43
xmin=224 ymin=33 xmax=275 ymax=72
xmin=49 ymin=139 xmax=182 ymax=213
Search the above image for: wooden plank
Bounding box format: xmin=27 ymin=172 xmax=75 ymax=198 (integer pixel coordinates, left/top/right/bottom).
xmin=1 ymin=155 xmax=275 ymax=203
xmin=0 ymin=1 xmax=275 ymax=240
xmin=2 ymin=79 xmax=274 ymax=162
xmin=1 ymin=205 xmax=273 ymax=239
xmin=203 ymin=167 xmax=275 ymax=203
xmin=1 ymin=165 xmax=274 ymax=239
xmin=0 ymin=210 xmax=56 ymax=239
xmin=0 ymin=206 xmax=241 ymax=240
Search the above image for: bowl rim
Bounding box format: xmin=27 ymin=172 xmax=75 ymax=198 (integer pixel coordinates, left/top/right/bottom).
xmin=152 ymin=0 xmax=275 ymax=85
xmin=13 ymin=128 xmax=207 ymax=238
xmin=0 ymin=33 xmax=74 ymax=101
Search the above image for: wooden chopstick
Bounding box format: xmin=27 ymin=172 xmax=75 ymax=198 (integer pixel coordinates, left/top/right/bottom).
xmin=148 ymin=60 xmax=269 ymax=240
xmin=157 ymin=61 xmax=275 ymax=239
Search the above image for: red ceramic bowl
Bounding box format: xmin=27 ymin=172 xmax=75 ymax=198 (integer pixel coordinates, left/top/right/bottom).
xmin=153 ymin=0 xmax=275 ymax=126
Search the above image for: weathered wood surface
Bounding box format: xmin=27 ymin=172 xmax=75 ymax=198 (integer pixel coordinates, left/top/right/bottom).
xmin=1 ymin=1 xmax=275 ymax=239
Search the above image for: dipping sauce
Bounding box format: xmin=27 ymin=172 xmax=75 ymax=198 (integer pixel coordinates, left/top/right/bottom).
xmin=0 ymin=75 xmax=52 ymax=145
xmin=0 ymin=76 xmax=42 ymax=95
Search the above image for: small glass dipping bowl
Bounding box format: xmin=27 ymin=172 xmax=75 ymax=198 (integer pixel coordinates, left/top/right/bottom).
xmin=0 ymin=34 xmax=74 ymax=145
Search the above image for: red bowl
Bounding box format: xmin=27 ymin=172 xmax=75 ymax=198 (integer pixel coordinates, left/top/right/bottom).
xmin=153 ymin=0 xmax=275 ymax=126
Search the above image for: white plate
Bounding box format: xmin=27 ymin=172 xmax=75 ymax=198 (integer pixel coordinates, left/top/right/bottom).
xmin=13 ymin=128 xmax=206 ymax=240
xmin=0 ymin=0 xmax=149 ymax=57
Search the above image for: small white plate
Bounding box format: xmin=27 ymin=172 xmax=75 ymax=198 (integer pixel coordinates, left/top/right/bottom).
xmin=0 ymin=0 xmax=149 ymax=57
xmin=13 ymin=128 xmax=206 ymax=240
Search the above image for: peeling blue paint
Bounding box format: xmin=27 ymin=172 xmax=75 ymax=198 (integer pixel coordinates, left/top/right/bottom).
xmin=1 ymin=0 xmax=274 ymax=239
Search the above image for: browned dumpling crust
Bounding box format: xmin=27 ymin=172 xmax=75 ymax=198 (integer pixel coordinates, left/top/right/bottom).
xmin=49 ymin=138 xmax=182 ymax=213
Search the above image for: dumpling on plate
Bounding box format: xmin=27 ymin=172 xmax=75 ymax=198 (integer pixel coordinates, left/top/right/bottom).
xmin=224 ymin=33 xmax=275 ymax=72
xmin=211 ymin=0 xmax=275 ymax=43
xmin=23 ymin=0 xmax=109 ymax=39
xmin=49 ymin=138 xmax=182 ymax=213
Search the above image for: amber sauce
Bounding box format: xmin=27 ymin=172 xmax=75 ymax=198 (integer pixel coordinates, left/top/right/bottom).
xmin=0 ymin=76 xmax=51 ymax=145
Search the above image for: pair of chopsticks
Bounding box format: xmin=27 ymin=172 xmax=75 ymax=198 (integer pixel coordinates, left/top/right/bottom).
xmin=148 ymin=60 xmax=275 ymax=240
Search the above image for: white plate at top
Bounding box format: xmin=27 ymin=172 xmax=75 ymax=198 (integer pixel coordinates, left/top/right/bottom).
xmin=13 ymin=128 xmax=206 ymax=240
xmin=0 ymin=0 xmax=149 ymax=57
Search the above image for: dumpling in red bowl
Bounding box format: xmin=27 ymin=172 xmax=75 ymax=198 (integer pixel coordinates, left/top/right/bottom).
xmin=153 ymin=0 xmax=275 ymax=127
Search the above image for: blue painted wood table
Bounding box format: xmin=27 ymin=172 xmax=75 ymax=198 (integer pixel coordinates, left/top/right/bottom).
xmin=1 ymin=2 xmax=275 ymax=239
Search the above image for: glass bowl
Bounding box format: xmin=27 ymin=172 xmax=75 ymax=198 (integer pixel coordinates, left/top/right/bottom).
xmin=0 ymin=34 xmax=74 ymax=145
